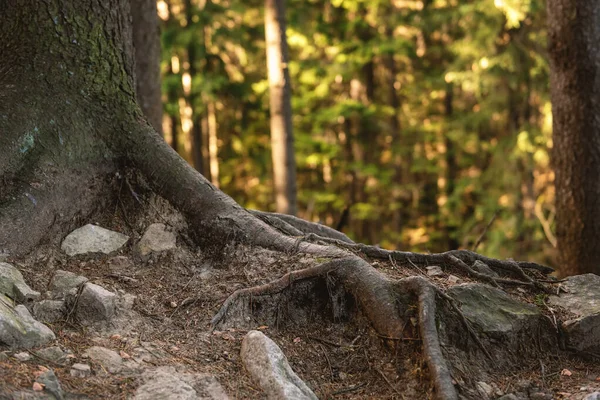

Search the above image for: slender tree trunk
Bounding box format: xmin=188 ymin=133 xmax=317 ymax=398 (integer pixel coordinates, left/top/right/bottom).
xmin=184 ymin=0 xmax=204 ymax=174
xmin=265 ymin=0 xmax=297 ymax=215
xmin=131 ymin=0 xmax=163 ymax=135
xmin=445 ymin=83 xmax=459 ymax=250
xmin=207 ymin=101 xmax=220 ymax=188
xmin=548 ymin=0 xmax=600 ymax=276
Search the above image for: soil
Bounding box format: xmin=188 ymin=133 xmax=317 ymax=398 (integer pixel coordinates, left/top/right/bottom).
xmin=1 ymin=197 xmax=599 ymax=400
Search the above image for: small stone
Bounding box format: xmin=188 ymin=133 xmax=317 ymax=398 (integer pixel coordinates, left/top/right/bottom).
xmin=241 ymin=330 xmax=317 ymax=400
xmin=585 ymin=392 xmax=600 ymax=400
xmin=0 ymin=262 xmax=40 ymax=303
xmin=83 ymin=346 xmax=122 ymax=373
xmin=426 ymin=266 xmax=444 ymax=277
xmin=14 ymin=351 xmax=32 ymax=361
xmin=61 ymin=224 xmax=129 ymax=256
xmin=70 ymin=363 xmax=92 ymax=378
xmin=33 ymin=300 xmax=66 ymax=323
xmin=32 ymin=382 xmax=44 ymax=391
xmin=476 ymin=381 xmax=495 ymax=399
xmin=530 ymin=392 xmax=552 ymax=400
xmin=338 ymin=372 xmax=347 ymax=380
xmin=75 ymin=283 xmax=116 ymax=322
xmin=49 ymin=270 xmax=88 ymax=296
xmin=33 ymin=346 xmax=67 ymax=364
xmin=36 ymin=369 xmax=63 ymax=400
xmin=497 ymin=395 xmax=519 ymax=400
xmin=137 ymin=223 xmax=177 ymax=257
xmin=134 ymin=367 xmax=229 ymax=400
xmin=447 ymin=275 xmax=460 ymax=284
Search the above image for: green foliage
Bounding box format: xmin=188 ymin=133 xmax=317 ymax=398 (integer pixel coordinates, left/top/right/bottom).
xmin=159 ymin=0 xmax=555 ymax=266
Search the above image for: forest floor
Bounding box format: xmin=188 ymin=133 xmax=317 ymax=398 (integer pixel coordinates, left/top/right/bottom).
xmin=1 ymin=201 xmax=600 ymax=399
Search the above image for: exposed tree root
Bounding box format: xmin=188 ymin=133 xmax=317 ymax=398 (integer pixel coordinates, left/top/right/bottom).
xmin=112 ymin=120 xmax=558 ymax=400
xmin=212 ymin=256 xmax=473 ymax=400
xmin=208 ymin=216 xmax=554 ymax=400
xmin=0 ymin=114 xmax=554 ymax=399
xmin=249 ymin=210 xmax=354 ymax=244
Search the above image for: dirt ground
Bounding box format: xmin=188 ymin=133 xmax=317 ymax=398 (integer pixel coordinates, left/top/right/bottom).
xmin=1 ymin=200 xmax=600 ymax=399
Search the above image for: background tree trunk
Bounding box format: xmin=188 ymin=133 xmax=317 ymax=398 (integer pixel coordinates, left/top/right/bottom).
xmin=265 ymin=0 xmax=297 ymax=215
xmin=548 ymin=0 xmax=600 ymax=276
xmin=131 ymin=0 xmax=163 ymax=135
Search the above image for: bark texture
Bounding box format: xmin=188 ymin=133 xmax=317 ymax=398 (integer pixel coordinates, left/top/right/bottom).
xmin=131 ymin=0 xmax=163 ymax=135
xmin=0 ymin=0 xmax=135 ymax=255
xmin=548 ymin=0 xmax=600 ymax=276
xmin=265 ymin=0 xmax=297 ymax=215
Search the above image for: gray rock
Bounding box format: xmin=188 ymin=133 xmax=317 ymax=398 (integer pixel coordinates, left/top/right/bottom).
xmin=8 ymin=390 xmax=53 ymax=399
xmin=49 ymin=270 xmax=88 ymax=297
xmin=0 ymin=295 xmax=55 ymax=349
xmin=14 ymin=351 xmax=32 ymax=361
xmin=75 ymin=283 xmax=116 ymax=322
xmin=497 ymin=395 xmax=520 ymax=400
xmin=426 ymin=266 xmax=444 ymax=277
xmin=241 ymin=330 xmax=317 ymax=400
xmin=83 ymin=346 xmax=122 ymax=373
xmin=549 ymin=274 xmax=600 ymax=353
xmin=134 ymin=367 xmax=229 ymax=400
xmin=585 ymin=392 xmax=600 ymax=400
xmin=33 ymin=300 xmax=66 ymax=323
xmin=70 ymin=363 xmax=91 ymax=378
xmin=0 ymin=262 xmax=40 ymax=304
xmin=137 ymin=223 xmax=176 ymax=257
xmin=61 ymin=224 xmax=129 ymax=256
xmin=476 ymin=381 xmax=495 ymax=399
xmin=447 ymin=284 xmax=540 ymax=334
xmin=472 ymin=260 xmax=499 ymax=278
xmin=36 ymin=369 xmax=64 ymax=400
xmin=33 ymin=346 xmax=67 ymax=364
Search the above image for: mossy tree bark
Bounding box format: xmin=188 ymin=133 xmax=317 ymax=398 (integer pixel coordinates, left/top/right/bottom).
xmin=131 ymin=0 xmax=163 ymax=135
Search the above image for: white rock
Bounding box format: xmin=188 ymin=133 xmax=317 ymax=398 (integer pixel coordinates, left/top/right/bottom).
xmin=134 ymin=366 xmax=229 ymax=400
xmin=241 ymin=330 xmax=317 ymax=400
xmin=61 ymin=224 xmax=129 ymax=256
xmin=13 ymin=351 xmax=32 ymax=361
xmin=83 ymin=346 xmax=122 ymax=373
xmin=137 ymin=223 xmax=177 ymax=256
xmin=76 ymin=283 xmax=116 ymax=322
xmin=70 ymin=363 xmax=91 ymax=378
xmin=426 ymin=266 xmax=444 ymax=277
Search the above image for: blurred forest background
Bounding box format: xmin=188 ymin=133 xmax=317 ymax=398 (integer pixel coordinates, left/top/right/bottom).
xmin=156 ymin=0 xmax=555 ymax=266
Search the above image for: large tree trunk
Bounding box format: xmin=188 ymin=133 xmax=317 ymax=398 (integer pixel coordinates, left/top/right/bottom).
xmin=548 ymin=0 xmax=600 ymax=276
xmin=265 ymin=0 xmax=297 ymax=215
xmin=131 ymin=0 xmax=163 ymax=135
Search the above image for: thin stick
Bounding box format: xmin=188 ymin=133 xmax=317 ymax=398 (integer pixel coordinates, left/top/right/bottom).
xmin=376 ymin=368 xmax=404 ymax=398
xmin=473 ymin=210 xmax=499 ymax=251
xmin=331 ymin=382 xmax=367 ymax=396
